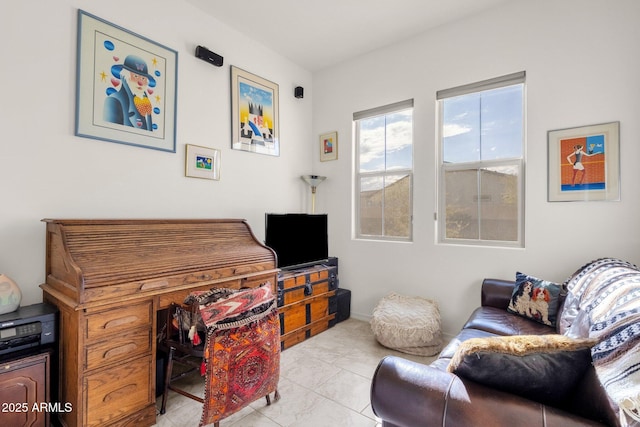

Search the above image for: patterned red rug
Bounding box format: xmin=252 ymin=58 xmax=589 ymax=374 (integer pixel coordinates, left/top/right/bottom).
xmin=187 ymin=285 xmax=280 ymax=426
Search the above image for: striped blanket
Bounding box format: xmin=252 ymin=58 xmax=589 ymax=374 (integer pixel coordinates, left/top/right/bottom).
xmin=562 ymin=258 xmax=640 ymax=426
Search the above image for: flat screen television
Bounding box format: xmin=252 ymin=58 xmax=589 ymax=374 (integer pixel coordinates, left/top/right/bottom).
xmin=265 ymin=213 xmax=328 ymax=269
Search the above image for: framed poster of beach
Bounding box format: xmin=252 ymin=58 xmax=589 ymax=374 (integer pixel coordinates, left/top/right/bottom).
xmin=75 ymin=10 xmax=178 ymax=152
xmin=547 ymin=121 xmax=620 ymax=202
xmin=231 ymin=66 xmax=280 ymax=156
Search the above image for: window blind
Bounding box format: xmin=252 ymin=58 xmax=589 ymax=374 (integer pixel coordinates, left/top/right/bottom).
xmin=436 ymin=71 xmax=525 ymax=100
xmin=353 ymin=99 xmax=414 ymax=121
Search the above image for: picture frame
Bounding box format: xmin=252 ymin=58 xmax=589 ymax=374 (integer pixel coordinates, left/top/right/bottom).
xmin=75 ymin=10 xmax=178 ymax=153
xmin=185 ymin=144 xmax=220 ymax=180
xmin=320 ymin=131 xmax=338 ymax=162
xmin=547 ymin=121 xmax=620 ymax=202
xmin=230 ymin=66 xmax=279 ymax=156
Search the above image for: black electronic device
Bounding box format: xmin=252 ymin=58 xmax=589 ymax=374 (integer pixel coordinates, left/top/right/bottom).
xmin=265 ymin=213 xmax=328 ymax=269
xmin=195 ymin=45 xmax=223 ymax=67
xmin=336 ymin=288 xmax=351 ymax=322
xmin=294 ymin=86 xmax=304 ymax=98
xmin=0 ymin=303 xmax=57 ymax=356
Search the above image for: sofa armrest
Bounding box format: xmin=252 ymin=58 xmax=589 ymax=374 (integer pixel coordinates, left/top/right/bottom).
xmin=370 ymin=356 xmax=453 ymax=427
xmin=371 ymin=356 xmax=608 ymax=427
xmin=481 ymin=278 xmax=515 ymax=309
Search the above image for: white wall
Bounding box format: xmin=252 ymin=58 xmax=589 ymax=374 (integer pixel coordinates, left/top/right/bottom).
xmin=0 ymin=0 xmax=313 ymax=305
xmin=312 ymin=0 xmax=640 ymax=334
xmin=3 ymin=0 xmax=640 ymax=337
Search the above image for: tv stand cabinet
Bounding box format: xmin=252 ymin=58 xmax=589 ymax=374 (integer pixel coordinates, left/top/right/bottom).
xmin=278 ymin=257 xmax=339 ymax=349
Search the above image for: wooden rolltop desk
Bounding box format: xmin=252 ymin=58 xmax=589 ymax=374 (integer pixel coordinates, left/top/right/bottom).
xmin=40 ymin=219 xmax=278 ymax=427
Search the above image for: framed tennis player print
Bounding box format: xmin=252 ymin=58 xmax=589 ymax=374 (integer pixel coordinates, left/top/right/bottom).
xmin=75 ymin=10 xmax=178 ymax=152
xmin=547 ymin=122 xmax=620 ymax=202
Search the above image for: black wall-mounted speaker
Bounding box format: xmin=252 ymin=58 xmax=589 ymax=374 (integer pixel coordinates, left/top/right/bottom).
xmin=294 ymin=86 xmax=304 ymax=98
xmin=195 ymin=46 xmax=223 ymax=67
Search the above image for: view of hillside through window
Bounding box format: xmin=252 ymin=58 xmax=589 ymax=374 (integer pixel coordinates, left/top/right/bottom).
xmin=356 ymin=104 xmax=413 ymax=240
xmin=439 ymin=75 xmax=524 ymax=245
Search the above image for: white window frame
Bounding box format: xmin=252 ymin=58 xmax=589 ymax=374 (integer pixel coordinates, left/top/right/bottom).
xmin=354 ymin=99 xmax=414 ymax=241
xmin=436 ymin=72 xmax=526 ymax=248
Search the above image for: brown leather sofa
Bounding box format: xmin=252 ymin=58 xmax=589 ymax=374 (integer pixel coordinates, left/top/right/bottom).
xmin=370 ymin=278 xmax=632 ymax=427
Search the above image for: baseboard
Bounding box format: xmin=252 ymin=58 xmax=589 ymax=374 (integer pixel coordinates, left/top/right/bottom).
xmin=349 ymin=312 xmax=372 ymax=322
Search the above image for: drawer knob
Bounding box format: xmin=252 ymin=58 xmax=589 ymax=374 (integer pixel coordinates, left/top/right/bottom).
xmin=104 ymin=315 xmax=139 ymax=329
xmin=104 ymin=343 xmax=138 ymax=359
xmin=140 ymin=280 xmax=169 ymax=290
xmin=103 ymin=384 xmax=137 ymax=403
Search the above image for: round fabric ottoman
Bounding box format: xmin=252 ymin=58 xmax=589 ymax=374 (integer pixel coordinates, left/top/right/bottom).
xmin=370 ymin=293 xmax=443 ymax=356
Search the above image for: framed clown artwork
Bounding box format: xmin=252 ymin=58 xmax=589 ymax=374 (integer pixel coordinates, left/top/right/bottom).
xmin=547 ymin=121 xmax=620 ymax=202
xmin=75 ymin=10 xmax=178 ymax=152
xmin=230 ymin=66 xmax=280 ymax=156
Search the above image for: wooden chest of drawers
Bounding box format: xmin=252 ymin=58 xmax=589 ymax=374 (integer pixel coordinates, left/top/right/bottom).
xmin=40 ymin=219 xmax=278 ymax=427
xmin=277 ymin=259 xmax=338 ymax=350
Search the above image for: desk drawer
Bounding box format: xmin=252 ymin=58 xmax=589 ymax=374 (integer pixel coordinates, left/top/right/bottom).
xmin=85 ymin=327 xmax=152 ymax=370
xmin=85 ymin=301 xmax=153 ymax=341
xmin=84 ymin=355 xmax=153 ymax=427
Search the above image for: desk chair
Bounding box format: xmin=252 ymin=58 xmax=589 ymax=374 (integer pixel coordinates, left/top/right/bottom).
xmin=159 ymin=285 xmax=280 ymax=427
xmin=159 ymin=302 xmax=205 ymax=415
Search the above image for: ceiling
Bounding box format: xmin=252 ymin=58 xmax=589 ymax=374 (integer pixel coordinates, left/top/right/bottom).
xmin=187 ymin=0 xmax=513 ymax=72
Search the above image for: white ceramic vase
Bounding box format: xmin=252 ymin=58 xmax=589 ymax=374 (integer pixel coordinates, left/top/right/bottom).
xmin=0 ymin=274 xmax=22 ymax=315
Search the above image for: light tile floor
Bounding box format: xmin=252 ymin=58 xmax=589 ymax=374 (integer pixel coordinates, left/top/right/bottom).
xmin=153 ymin=318 xmax=437 ymax=427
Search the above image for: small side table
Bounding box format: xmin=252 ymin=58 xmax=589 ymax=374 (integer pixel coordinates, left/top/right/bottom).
xmin=0 ymin=350 xmax=51 ymax=427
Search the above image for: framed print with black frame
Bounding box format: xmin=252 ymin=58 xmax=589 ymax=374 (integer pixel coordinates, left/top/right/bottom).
xmin=75 ymin=10 xmax=178 ymax=152
xmin=230 ymin=66 xmax=279 ymax=156
xmin=547 ymin=121 xmax=620 ymax=202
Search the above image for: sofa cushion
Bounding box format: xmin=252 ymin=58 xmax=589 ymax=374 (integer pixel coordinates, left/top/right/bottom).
xmin=447 ymin=334 xmax=596 ymax=405
xmin=507 ymin=272 xmax=564 ymax=327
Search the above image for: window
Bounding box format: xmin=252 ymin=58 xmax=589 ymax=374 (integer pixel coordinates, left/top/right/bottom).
xmin=437 ymin=72 xmax=525 ymax=246
xmin=354 ymin=99 xmax=413 ymax=240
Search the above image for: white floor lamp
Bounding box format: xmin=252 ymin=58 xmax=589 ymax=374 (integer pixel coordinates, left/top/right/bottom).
xmin=301 ymin=175 xmax=326 ymax=214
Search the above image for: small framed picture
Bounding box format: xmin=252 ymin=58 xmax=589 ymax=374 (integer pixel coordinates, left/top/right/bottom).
xmin=320 ymin=131 xmax=338 ymax=161
xmin=185 ymin=144 xmax=220 ymax=180
xmin=547 ymin=121 xmax=620 ymax=202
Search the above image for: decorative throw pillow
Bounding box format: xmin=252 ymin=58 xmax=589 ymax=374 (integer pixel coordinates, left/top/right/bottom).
xmin=507 ymin=272 xmax=564 ymax=327
xmin=447 ymin=334 xmax=597 ymax=405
